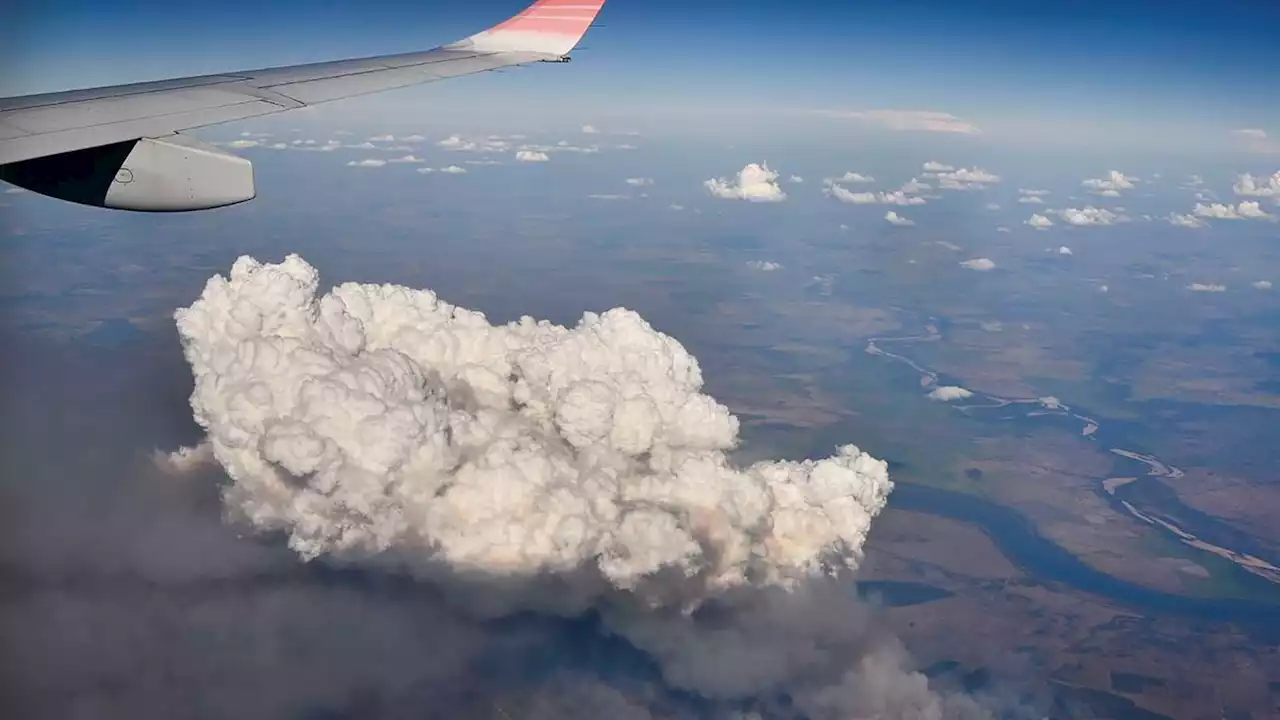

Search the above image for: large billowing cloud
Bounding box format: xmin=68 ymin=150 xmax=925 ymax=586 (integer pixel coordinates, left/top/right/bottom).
xmin=705 ymin=163 xmax=787 ymax=202
xmin=166 ymin=255 xmax=994 ymax=719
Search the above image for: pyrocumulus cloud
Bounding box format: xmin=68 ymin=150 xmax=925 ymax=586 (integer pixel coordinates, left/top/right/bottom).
xmin=167 ymin=256 xmax=1001 ymax=720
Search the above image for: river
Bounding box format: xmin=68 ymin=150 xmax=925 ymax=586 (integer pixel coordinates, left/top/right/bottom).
xmin=863 ymin=322 xmax=1280 ymax=633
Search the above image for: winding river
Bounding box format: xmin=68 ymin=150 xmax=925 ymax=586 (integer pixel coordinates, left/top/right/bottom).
xmin=863 ymin=321 xmax=1280 ymax=625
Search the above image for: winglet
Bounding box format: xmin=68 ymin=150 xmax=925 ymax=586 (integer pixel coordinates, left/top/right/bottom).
xmin=449 ymin=0 xmax=606 ymax=58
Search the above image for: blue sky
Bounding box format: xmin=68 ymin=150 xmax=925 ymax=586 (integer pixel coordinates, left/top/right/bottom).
xmin=5 ymin=0 xmax=1279 ymax=153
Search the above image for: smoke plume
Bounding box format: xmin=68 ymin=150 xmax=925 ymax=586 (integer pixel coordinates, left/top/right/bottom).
xmin=165 ymin=254 xmax=994 ymax=718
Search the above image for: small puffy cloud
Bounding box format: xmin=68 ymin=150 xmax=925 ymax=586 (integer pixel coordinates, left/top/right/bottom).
xmin=346 ymin=159 xmax=386 ymax=168
xmin=415 ymin=165 xmax=467 ymax=175
xmin=346 ymin=141 xmax=377 ymax=149
xmin=1018 ymin=195 xmax=1044 ymax=204
xmin=669 ymin=204 xmax=685 ymax=211
xmin=960 ymin=258 xmax=996 ymax=271
xmin=1168 ymin=213 xmax=1206 ymax=228
xmin=1233 ymin=171 xmax=1280 ymax=197
xmin=581 ymin=124 xmax=600 ymax=134
xmin=922 ymin=161 xmax=954 ymax=172
xmin=986 ymin=202 xmax=1001 ymax=210
xmin=1020 ymin=189 xmax=1050 ymax=196
xmin=1194 ymin=201 xmax=1272 ymax=220
xmin=1187 ymin=283 xmax=1227 ymax=292
xmin=884 ymin=211 xmax=914 ymax=226
xmin=367 ymin=134 xmax=395 ymax=142
xmin=400 ymin=134 xmax=426 ymax=143
xmin=829 ymin=171 xmax=875 ymax=184
xmin=615 ymin=143 xmax=637 ymax=150
xmin=465 ymin=159 xmax=501 ymax=166
xmin=926 ymin=166 xmax=1001 ymax=190
xmin=625 ymin=177 xmax=653 ymax=186
xmin=387 ymin=154 xmax=426 ymax=164
xmin=824 ymin=184 xmax=925 ymax=205
xmin=1027 ymin=213 xmax=1054 ymax=229
xmin=1057 ymin=206 xmax=1117 ymax=226
xmin=928 ymin=386 xmax=973 ymax=401
xmin=746 ymin=260 xmax=783 ymax=271
xmin=789 ymin=175 xmax=805 ymax=183
xmin=1253 ymin=280 xmax=1273 ymax=290
xmin=1058 ymin=246 xmax=1073 ymax=255
xmin=1081 ymin=170 xmax=1137 ymax=194
xmin=516 ymin=150 xmax=550 ymax=163
xmin=226 ymin=139 xmax=260 ymax=149
xmin=437 ymin=135 xmax=478 ymax=150
xmin=704 ymin=162 xmax=787 ymax=202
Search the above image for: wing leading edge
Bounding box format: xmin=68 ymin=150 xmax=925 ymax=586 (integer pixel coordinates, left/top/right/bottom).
xmin=0 ymin=0 xmax=605 ymax=209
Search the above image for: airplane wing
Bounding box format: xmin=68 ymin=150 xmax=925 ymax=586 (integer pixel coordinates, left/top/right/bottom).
xmin=0 ymin=0 xmax=605 ymax=211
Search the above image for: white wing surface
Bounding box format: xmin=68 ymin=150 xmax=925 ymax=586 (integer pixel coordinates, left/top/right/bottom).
xmin=0 ymin=0 xmax=605 ymax=211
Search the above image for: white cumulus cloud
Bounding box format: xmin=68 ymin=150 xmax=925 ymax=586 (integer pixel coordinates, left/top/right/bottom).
xmin=829 ymin=171 xmax=876 ymax=184
xmin=1187 ymin=283 xmax=1227 ymax=292
xmin=1057 ymin=207 xmax=1118 ymax=226
xmin=960 ymin=258 xmax=996 ymax=271
xmin=346 ymin=159 xmax=387 ymax=168
xmin=387 ymin=155 xmax=426 ymax=164
xmin=924 ymin=167 xmax=1001 ymax=190
xmin=1233 ymin=171 xmax=1280 ymax=197
xmin=704 ymin=163 xmax=787 ymax=202
xmin=1058 ymin=246 xmax=1073 ymax=255
xmin=1193 ymin=201 xmax=1272 ymax=220
xmin=746 ymin=260 xmax=783 ymax=271
xmin=824 ymin=184 xmax=926 ymax=206
xmin=581 ymin=124 xmax=600 ymax=134
xmin=1081 ymin=171 xmax=1136 ymax=195
xmin=625 ymin=177 xmax=654 ymax=186
xmin=884 ymin=211 xmax=914 ymax=226
xmin=1253 ymin=280 xmax=1273 ymax=290
xmin=927 ymin=386 xmax=973 ymax=401
xmin=1027 ymin=214 xmax=1054 ymax=229
xmin=516 ymin=150 xmax=551 ymax=163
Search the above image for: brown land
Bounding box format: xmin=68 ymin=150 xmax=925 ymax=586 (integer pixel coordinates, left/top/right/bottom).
xmin=862 ymin=508 xmax=1280 ymax=720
